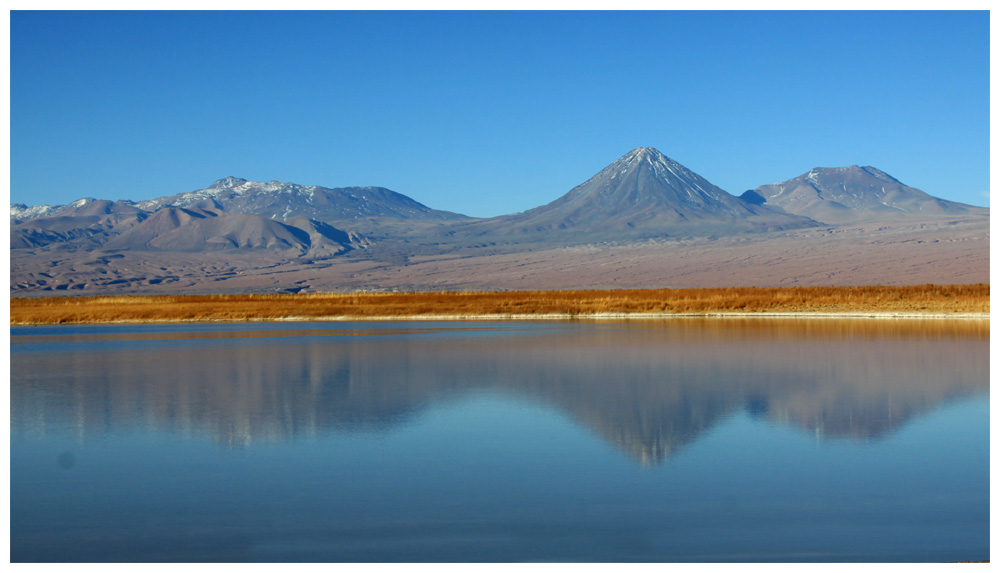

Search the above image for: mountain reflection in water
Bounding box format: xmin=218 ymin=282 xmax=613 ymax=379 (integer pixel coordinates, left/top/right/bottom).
xmin=10 ymin=319 xmax=988 ymax=465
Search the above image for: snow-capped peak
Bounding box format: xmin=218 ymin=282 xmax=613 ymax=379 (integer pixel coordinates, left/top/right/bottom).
xmin=209 ymin=176 xmax=249 ymax=190
xmin=621 ymin=147 xmax=669 ymax=164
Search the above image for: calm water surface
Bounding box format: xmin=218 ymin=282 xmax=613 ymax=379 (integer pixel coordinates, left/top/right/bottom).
xmin=10 ymin=319 xmax=989 ymax=562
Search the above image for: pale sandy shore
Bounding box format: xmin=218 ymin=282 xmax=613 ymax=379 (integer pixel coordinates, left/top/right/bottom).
xmin=11 ymin=312 xmax=990 ymax=326
xmin=278 ymin=312 xmax=992 ymax=321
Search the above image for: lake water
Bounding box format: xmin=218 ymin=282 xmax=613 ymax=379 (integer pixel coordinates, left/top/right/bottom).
xmin=10 ymin=319 xmax=989 ymax=562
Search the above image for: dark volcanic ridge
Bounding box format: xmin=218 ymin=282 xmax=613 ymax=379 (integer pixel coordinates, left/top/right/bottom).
xmin=10 ymin=147 xmax=990 ymax=294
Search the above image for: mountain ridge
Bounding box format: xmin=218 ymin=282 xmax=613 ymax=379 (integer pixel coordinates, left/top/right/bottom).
xmin=132 ymin=178 xmax=470 ymax=228
xmin=741 ymin=165 xmax=986 ymax=224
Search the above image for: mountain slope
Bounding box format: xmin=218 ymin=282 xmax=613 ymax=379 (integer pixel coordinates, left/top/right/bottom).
xmin=101 ymin=206 xmax=364 ymax=257
xmin=11 ymin=215 xmax=126 ymax=249
xmin=10 ymin=206 xmax=149 ymax=249
xmin=741 ymin=166 xmax=987 ymax=224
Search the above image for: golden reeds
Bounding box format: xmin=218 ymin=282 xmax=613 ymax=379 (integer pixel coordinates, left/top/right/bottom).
xmin=9 ymin=285 xmax=989 ymax=325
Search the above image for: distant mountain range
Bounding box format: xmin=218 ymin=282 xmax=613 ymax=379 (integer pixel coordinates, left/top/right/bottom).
xmin=10 ymin=148 xmax=989 ymax=294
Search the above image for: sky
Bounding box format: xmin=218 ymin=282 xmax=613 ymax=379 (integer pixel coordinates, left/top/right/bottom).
xmin=10 ymin=11 xmax=990 ymax=217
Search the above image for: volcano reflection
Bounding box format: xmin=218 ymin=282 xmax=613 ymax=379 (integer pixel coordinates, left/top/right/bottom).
xmin=10 ymin=319 xmax=989 ymax=464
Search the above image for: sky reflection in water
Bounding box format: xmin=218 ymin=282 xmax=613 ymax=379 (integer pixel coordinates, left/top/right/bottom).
xmin=10 ymin=319 xmax=989 ymax=562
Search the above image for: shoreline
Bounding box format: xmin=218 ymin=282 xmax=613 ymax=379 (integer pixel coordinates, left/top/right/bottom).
xmin=10 ymin=311 xmax=990 ymax=326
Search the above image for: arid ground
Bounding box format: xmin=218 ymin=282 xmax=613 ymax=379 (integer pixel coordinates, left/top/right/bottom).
xmin=10 ymin=215 xmax=989 ymax=296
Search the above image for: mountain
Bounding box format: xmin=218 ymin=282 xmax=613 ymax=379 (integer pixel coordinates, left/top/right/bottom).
xmin=453 ymin=147 xmax=817 ymax=241
xmin=11 ymin=179 xmax=470 ymax=239
xmin=741 ymin=166 xmax=987 ymax=224
xmin=10 ymin=197 xmax=143 ymax=222
xmin=10 ymin=177 xmax=448 ymax=256
xmin=135 ymin=177 xmax=470 ymax=234
xmin=10 ymin=201 xmax=149 ymax=249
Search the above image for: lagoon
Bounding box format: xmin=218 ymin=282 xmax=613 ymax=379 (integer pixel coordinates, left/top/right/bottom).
xmin=9 ymin=319 xmax=990 ymax=562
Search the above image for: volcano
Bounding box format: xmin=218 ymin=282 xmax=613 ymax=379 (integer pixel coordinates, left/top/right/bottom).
xmin=742 ymin=165 xmax=987 ymax=224
xmin=459 ymin=147 xmax=817 ymax=241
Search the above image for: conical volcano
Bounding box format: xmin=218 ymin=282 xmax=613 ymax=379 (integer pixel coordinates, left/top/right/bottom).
xmin=476 ymin=147 xmax=816 ymax=239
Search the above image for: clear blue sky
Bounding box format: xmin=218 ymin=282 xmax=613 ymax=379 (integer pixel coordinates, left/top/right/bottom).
xmin=11 ymin=11 xmax=990 ymax=216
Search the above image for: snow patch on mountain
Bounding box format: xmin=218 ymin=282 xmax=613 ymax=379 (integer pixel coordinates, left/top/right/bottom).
xmin=10 ymin=203 xmax=62 ymax=220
